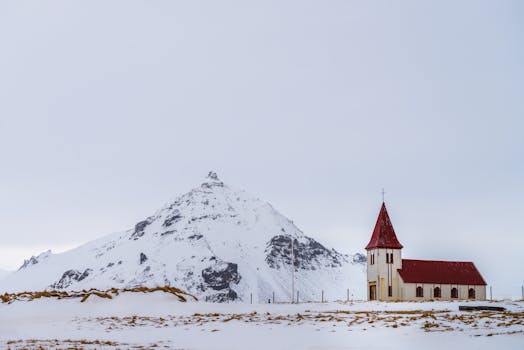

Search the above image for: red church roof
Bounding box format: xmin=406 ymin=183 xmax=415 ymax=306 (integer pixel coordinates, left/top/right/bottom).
xmin=398 ymin=259 xmax=487 ymax=285
xmin=365 ymin=202 xmax=403 ymax=250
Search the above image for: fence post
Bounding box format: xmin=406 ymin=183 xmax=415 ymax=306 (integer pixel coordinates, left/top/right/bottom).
xmin=296 ymin=290 xmax=299 ymax=303
xmin=250 ymin=293 xmax=253 ymax=304
xmin=490 ymin=286 xmax=492 ymax=301
xmin=521 ymin=285 xmax=523 ymax=300
xmin=272 ymin=291 xmax=275 ymax=304
xmin=347 ymin=288 xmax=349 ymax=302
xmin=321 ymin=290 xmax=324 ymax=303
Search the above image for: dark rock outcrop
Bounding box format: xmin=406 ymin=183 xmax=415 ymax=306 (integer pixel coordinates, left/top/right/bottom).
xmin=51 ymin=268 xmax=92 ymax=289
xmin=206 ymin=289 xmax=238 ymax=302
xmin=201 ymin=261 xmax=241 ymax=291
xmin=18 ymin=250 xmax=51 ymax=270
xmin=130 ymin=217 xmax=153 ymax=240
xmin=201 ymin=171 xmax=224 ymax=188
xmin=265 ymin=235 xmax=344 ymax=270
xmin=352 ymin=253 xmax=366 ymax=265
xmin=163 ymin=210 xmax=183 ymax=227
xmin=19 ymin=256 xmax=40 ymax=270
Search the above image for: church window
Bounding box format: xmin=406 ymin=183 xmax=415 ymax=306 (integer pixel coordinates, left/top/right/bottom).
xmin=388 ymin=286 xmax=392 ymax=297
xmin=451 ymin=287 xmax=458 ymax=299
xmin=468 ymin=288 xmax=475 ymax=299
xmin=416 ymin=286 xmax=423 ymax=297
xmin=433 ymin=287 xmax=441 ymax=298
xmin=390 ymin=253 xmax=393 ymax=264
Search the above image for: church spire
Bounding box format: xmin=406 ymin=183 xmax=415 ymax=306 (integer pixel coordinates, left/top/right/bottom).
xmin=365 ymin=202 xmax=403 ymax=250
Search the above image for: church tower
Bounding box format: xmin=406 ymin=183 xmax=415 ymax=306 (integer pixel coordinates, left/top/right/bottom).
xmin=365 ymin=202 xmax=403 ymax=301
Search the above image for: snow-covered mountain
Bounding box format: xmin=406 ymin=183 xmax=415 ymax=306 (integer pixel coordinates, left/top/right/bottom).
xmin=0 ymin=172 xmax=365 ymax=302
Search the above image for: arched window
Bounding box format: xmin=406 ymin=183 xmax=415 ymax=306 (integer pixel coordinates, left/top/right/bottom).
xmin=433 ymin=287 xmax=441 ymax=298
xmin=416 ymin=286 xmax=423 ymax=298
xmin=468 ymin=288 xmax=475 ymax=299
xmin=451 ymin=287 xmax=458 ymax=299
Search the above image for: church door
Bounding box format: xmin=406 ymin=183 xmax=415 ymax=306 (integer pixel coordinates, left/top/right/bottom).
xmin=369 ymin=283 xmax=377 ymax=300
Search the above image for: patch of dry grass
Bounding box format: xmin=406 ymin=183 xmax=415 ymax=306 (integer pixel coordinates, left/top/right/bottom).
xmin=4 ymin=338 xmax=174 ymax=349
xmin=0 ymin=286 xmax=197 ymax=304
xmin=83 ymin=307 xmax=523 ymax=337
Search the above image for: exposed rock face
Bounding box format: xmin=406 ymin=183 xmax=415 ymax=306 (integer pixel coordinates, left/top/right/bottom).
xmin=51 ymin=269 xmax=92 ymax=289
xmin=130 ymin=218 xmax=153 ymax=240
xmin=163 ymin=210 xmax=183 ymax=227
xmin=139 ymin=253 xmax=148 ymax=264
xmin=265 ymin=235 xmax=345 ymax=270
xmin=201 ymin=261 xmax=241 ymax=301
xmin=352 ymin=253 xmax=367 ymax=265
xmin=206 ymin=289 xmax=238 ymax=302
xmin=19 ymin=250 xmax=51 ymax=270
xmin=19 ymin=257 xmax=40 ymax=270
xmin=201 ymin=171 xmax=224 ymax=188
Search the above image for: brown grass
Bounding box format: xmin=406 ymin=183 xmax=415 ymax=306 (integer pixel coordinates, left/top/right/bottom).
xmin=0 ymin=286 xmax=197 ymax=304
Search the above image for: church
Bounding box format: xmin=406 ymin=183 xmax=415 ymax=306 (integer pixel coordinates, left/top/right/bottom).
xmin=366 ymin=202 xmax=487 ymax=301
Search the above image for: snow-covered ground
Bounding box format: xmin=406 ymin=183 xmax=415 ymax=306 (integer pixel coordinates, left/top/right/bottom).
xmin=1 ymin=294 xmax=522 ymax=349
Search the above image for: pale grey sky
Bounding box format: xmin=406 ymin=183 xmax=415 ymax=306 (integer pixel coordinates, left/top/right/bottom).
xmin=0 ymin=1 xmax=522 ymax=297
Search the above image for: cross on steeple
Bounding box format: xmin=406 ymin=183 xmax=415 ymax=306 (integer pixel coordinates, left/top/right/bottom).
xmin=381 ymin=188 xmax=386 ymax=203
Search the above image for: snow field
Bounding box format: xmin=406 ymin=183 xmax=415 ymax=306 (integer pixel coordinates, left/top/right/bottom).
xmin=0 ymin=294 xmax=522 ymax=349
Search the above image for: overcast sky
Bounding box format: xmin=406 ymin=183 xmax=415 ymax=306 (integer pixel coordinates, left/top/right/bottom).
xmin=0 ymin=1 xmax=522 ymax=297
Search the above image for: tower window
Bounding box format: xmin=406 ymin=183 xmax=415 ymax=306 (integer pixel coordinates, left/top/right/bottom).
xmin=416 ymin=286 xmax=423 ymax=298
xmin=451 ymin=287 xmax=458 ymax=299
xmin=388 ymin=286 xmax=392 ymax=297
xmin=386 ymin=253 xmax=394 ymax=264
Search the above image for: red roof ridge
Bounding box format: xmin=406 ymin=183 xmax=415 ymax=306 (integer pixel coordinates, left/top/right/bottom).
xmin=402 ymin=258 xmax=476 ymax=264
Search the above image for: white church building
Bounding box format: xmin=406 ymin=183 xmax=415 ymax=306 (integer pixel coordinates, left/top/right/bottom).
xmin=366 ymin=202 xmax=487 ymax=301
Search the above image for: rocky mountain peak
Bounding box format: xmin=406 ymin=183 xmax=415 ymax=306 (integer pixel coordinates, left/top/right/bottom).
xmin=207 ymin=171 xmax=219 ymax=181
xmin=201 ymin=171 xmax=224 ymax=188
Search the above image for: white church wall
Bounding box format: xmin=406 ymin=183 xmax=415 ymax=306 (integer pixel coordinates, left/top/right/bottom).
xmin=367 ymin=248 xmax=402 ymax=301
xmin=399 ymin=281 xmax=486 ymax=301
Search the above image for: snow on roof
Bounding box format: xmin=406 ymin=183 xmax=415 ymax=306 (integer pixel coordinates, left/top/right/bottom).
xmin=398 ymin=259 xmax=487 ymax=285
xmin=365 ymin=202 xmax=403 ymax=250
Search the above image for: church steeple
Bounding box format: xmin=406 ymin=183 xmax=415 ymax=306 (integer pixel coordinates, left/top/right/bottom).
xmin=365 ymin=202 xmax=403 ymax=250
